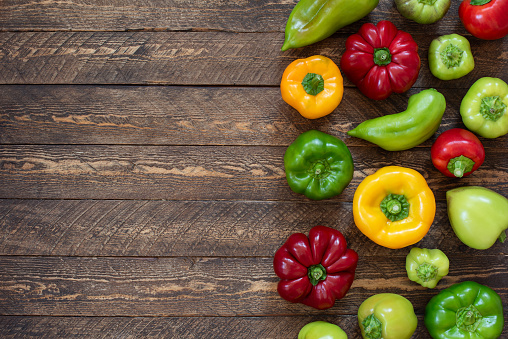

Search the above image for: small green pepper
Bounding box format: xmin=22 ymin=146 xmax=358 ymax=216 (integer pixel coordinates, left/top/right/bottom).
xmin=447 ymin=186 xmax=508 ymax=249
xmin=460 ymin=77 xmax=508 ymax=138
xmin=298 ymin=321 xmax=348 ymax=339
xmin=281 ymin=0 xmax=379 ymax=51
xmin=425 ymin=281 xmax=505 ymax=339
xmin=405 ymin=247 xmax=449 ymax=288
xmin=284 ymin=130 xmax=354 ymax=200
xmin=348 ymin=88 xmax=446 ymax=151
xmin=358 ymin=293 xmax=418 ymax=339
xmin=428 ymin=34 xmax=474 ymax=80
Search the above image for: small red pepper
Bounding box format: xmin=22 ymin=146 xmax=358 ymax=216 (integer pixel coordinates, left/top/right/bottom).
xmin=273 ymin=225 xmax=358 ymax=310
xmin=431 ymin=128 xmax=485 ymax=178
xmin=459 ymin=0 xmax=508 ymax=40
xmin=340 ymin=20 xmax=421 ymax=101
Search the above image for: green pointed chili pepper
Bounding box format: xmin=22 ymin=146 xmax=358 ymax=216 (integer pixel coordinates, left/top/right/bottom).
xmin=424 ymin=281 xmax=504 ymax=339
xmin=428 ymin=34 xmax=475 ymax=80
xmin=460 ymin=77 xmax=508 ymax=138
xmin=281 ymin=0 xmax=379 ymax=51
xmin=348 ymin=88 xmax=446 ymax=151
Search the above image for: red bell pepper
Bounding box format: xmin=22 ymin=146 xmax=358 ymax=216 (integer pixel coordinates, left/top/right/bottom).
xmin=340 ymin=20 xmax=421 ymax=101
xmin=431 ymin=128 xmax=485 ymax=178
xmin=273 ymin=225 xmax=358 ymax=310
xmin=459 ymin=0 xmax=508 ymax=40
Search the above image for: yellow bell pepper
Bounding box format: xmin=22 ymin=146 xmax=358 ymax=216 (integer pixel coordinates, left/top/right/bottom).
xmin=353 ymin=166 xmax=436 ymax=249
xmin=280 ymin=55 xmax=344 ymax=119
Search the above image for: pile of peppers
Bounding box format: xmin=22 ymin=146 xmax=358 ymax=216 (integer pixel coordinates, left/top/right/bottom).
xmin=275 ymin=0 xmax=507 ymax=338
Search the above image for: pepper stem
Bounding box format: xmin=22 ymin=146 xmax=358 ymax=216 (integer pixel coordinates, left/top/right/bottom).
xmin=440 ymin=43 xmax=464 ymax=69
xmin=447 ymin=155 xmax=475 ymax=178
xmin=301 ymin=73 xmax=325 ymax=96
xmin=416 ymin=262 xmax=438 ymax=282
xmin=362 ymin=314 xmax=382 ymax=339
xmin=307 ymin=264 xmax=327 ymax=286
xmin=380 ymin=194 xmax=410 ymax=222
xmin=418 ymin=0 xmax=437 ymax=4
xmin=373 ymin=48 xmax=392 ymax=66
xmin=480 ymin=96 xmax=506 ymax=122
xmin=456 ymin=305 xmax=482 ymax=332
xmin=470 ymin=0 xmax=492 ymax=5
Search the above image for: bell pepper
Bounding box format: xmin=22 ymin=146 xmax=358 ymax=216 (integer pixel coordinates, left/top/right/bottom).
xmin=460 ymin=77 xmax=508 ymax=138
xmin=428 ymin=34 xmax=475 ymax=81
xmin=353 ymin=166 xmax=436 ymax=249
xmin=281 ymin=55 xmax=344 ymax=119
xmin=273 ymin=225 xmax=358 ymax=310
xmin=348 ymin=88 xmax=446 ymax=151
xmin=395 ymin=0 xmax=451 ymax=24
xmin=340 ymin=20 xmax=421 ymax=101
xmin=358 ymin=293 xmax=418 ymax=339
xmin=424 ymin=281 xmax=505 ymax=339
xmin=281 ymin=0 xmax=379 ymax=51
xmin=298 ymin=321 xmax=348 ymax=339
xmin=446 ymin=186 xmax=508 ymax=249
xmin=431 ymin=128 xmax=485 ymax=178
xmin=405 ymin=247 xmax=449 ymax=289
xmin=284 ymin=130 xmax=354 ymax=200
xmin=459 ymin=0 xmax=508 ymax=40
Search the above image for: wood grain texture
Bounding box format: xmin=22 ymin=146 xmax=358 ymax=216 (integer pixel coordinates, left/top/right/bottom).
xmin=0 ymin=315 xmax=439 ymax=338
xmin=0 ymin=145 xmax=506 ymax=201
xmin=2 ymin=85 xmax=504 ymax=148
xmin=0 ymin=199 xmax=506 ymax=257
xmin=1 ymin=32 xmax=507 ymax=86
xmin=0 ymin=0 xmax=462 ymax=34
xmin=0 ymin=256 xmax=506 ymax=317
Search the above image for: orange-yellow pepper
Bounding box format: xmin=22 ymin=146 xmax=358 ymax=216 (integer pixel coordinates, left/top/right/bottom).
xmin=280 ymin=55 xmax=344 ymax=119
xmin=353 ymin=166 xmax=436 ymax=249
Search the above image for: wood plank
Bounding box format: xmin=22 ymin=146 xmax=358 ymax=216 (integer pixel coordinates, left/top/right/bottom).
xmin=0 ymin=0 xmax=464 ymax=35
xmin=0 ymin=145 xmax=506 ymax=201
xmin=0 ymin=200 xmax=506 ymax=257
xmin=2 ymin=85 xmax=504 ymax=148
xmin=0 ymin=315 xmax=432 ymax=338
xmin=1 ymin=32 xmax=506 ymax=86
xmin=0 ymin=256 xmax=506 ymax=317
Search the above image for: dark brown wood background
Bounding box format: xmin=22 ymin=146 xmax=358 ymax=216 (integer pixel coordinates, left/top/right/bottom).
xmin=0 ymin=0 xmax=507 ymax=337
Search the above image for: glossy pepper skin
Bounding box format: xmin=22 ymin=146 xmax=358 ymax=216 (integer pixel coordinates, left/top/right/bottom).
xmin=395 ymin=0 xmax=451 ymax=24
xmin=273 ymin=225 xmax=358 ymax=310
xmin=405 ymin=247 xmax=449 ymax=289
xmin=353 ymin=166 xmax=436 ymax=249
xmin=348 ymin=89 xmax=446 ymax=151
xmin=431 ymin=128 xmax=485 ymax=178
xmin=446 ymin=186 xmax=508 ymax=249
xmin=281 ymin=0 xmax=379 ymax=51
xmin=428 ymin=34 xmax=474 ymax=81
xmin=281 ymin=55 xmax=344 ymax=119
xmin=358 ymin=293 xmax=418 ymax=339
xmin=298 ymin=321 xmax=348 ymax=339
xmin=459 ymin=0 xmax=508 ymax=40
xmin=424 ymin=281 xmax=505 ymax=339
xmin=460 ymin=77 xmax=508 ymax=138
xmin=284 ymin=130 xmax=354 ymax=200
xmin=340 ymin=20 xmax=421 ymax=100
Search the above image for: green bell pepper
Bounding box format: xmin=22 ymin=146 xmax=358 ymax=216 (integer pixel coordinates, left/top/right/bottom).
xmin=460 ymin=77 xmax=508 ymax=138
xmin=446 ymin=186 xmax=508 ymax=249
xmin=424 ymin=281 xmax=504 ymax=339
xmin=281 ymin=0 xmax=379 ymax=51
xmin=405 ymin=247 xmax=449 ymax=289
xmin=348 ymin=88 xmax=446 ymax=151
xmin=284 ymin=130 xmax=354 ymax=200
xmin=358 ymin=293 xmax=418 ymax=339
xmin=395 ymin=0 xmax=450 ymax=24
xmin=428 ymin=34 xmax=474 ymax=80
xmin=298 ymin=321 xmax=348 ymax=339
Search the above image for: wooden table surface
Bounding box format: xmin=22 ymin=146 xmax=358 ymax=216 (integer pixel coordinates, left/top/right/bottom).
xmin=0 ymin=1 xmax=507 ymax=338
